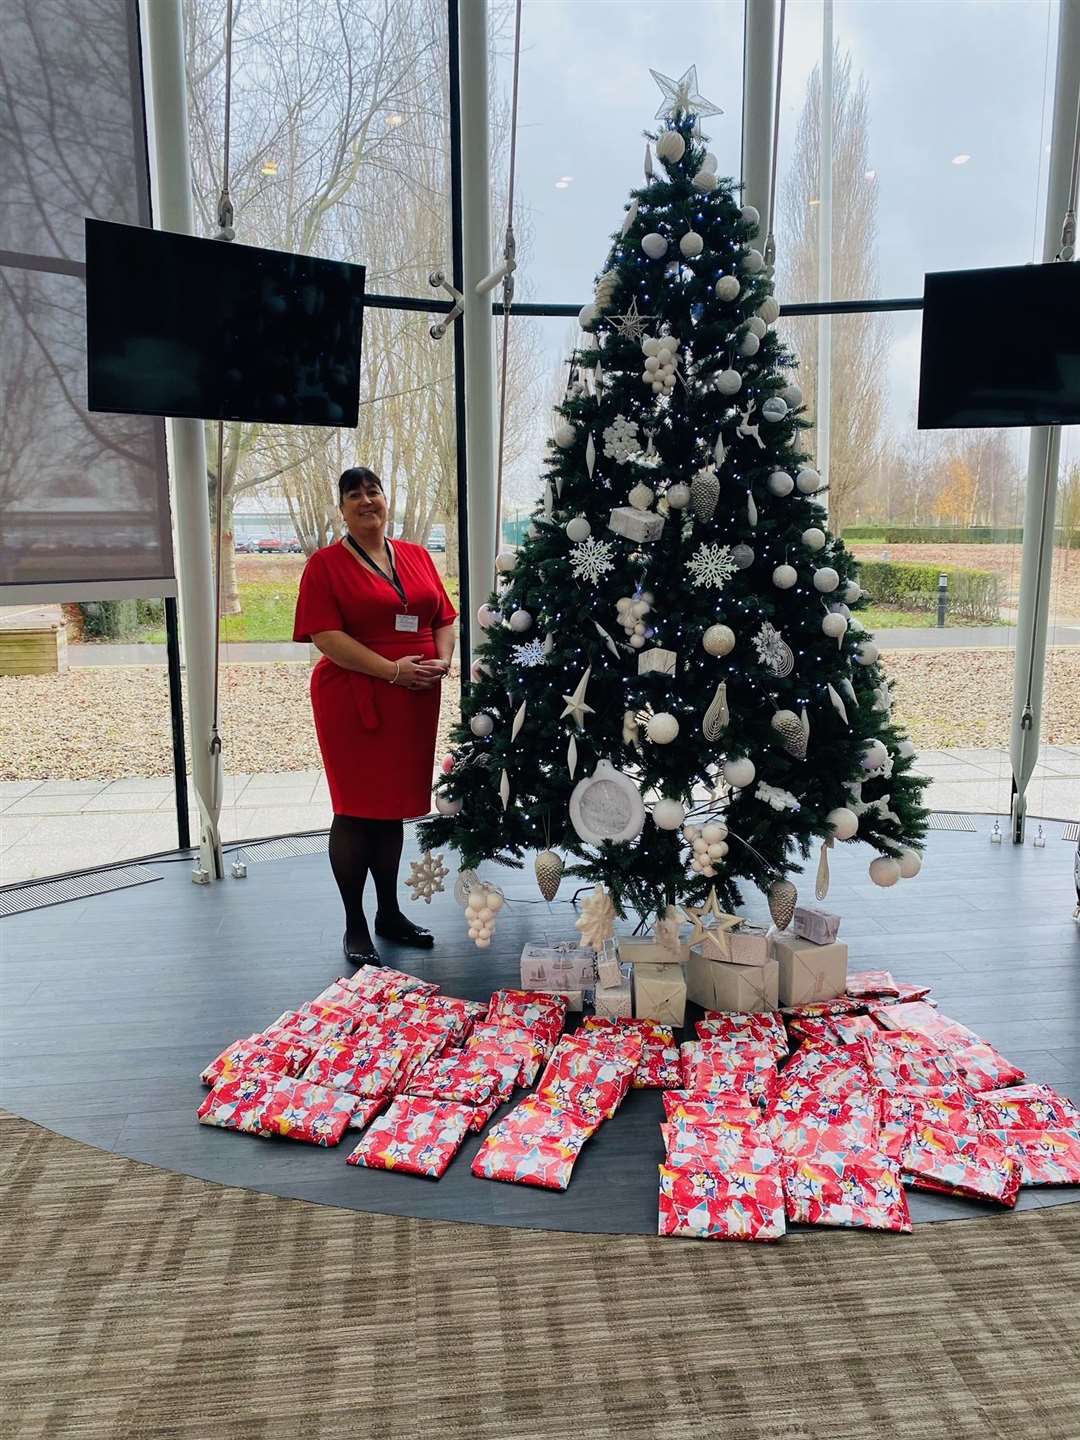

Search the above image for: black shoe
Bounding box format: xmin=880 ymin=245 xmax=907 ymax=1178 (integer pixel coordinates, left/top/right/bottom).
xmin=374 ymin=912 xmax=435 ymax=948
xmin=343 ymin=933 xmax=380 ymax=967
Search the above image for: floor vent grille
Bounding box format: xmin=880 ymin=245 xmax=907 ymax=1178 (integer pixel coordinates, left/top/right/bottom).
xmin=0 ymin=865 xmax=161 ymax=917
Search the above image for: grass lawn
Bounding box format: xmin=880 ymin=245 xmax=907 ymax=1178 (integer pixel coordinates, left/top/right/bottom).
xmin=859 ymin=606 xmax=1010 ymax=630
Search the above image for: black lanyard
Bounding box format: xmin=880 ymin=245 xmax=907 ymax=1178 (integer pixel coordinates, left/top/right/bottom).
xmin=345 ymin=535 xmax=409 ymax=610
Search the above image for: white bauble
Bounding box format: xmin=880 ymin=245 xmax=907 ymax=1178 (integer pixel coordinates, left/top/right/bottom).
xmin=641 ymin=232 xmax=668 ymax=260
xmin=714 ymin=275 xmax=741 ymax=302
xmin=470 ymin=659 xmax=487 ymax=682
xmin=701 ymin=822 xmax=727 ymax=843
xmin=855 ymin=641 xmax=880 ymax=666
xmin=578 ymin=304 xmax=598 ymax=330
xmin=495 ymin=550 xmax=517 ymax=573
xmin=477 ymin=603 xmax=500 ymax=629
xmin=898 ymin=848 xmax=922 ymax=879
xmin=869 ymin=856 xmax=901 ymax=888
xmin=656 ymin=129 xmax=686 ymax=163
xmin=467 ymin=925 xmax=479 ymax=939
xmin=758 ymin=296 xmax=780 ymax=325
xmin=553 ymin=417 xmax=576 ymax=449
xmin=747 ymin=316 xmax=767 ymax=339
xmin=646 ymin=712 xmax=680 ymax=745
xmin=657 ymin=346 xmax=674 ymax=365
xmin=767 ymin=469 xmax=794 ymax=497
xmin=822 ymin=612 xmax=848 ymax=639
xmin=642 ymin=337 xmax=660 ymax=356
xmin=652 ymin=798 xmax=687 ymax=830
xmin=475 ymin=937 xmax=491 ymax=948
xmin=780 ymin=382 xmax=803 ymax=409
xmin=508 ymin=609 xmax=532 ymax=632
xmin=802 ymin=527 xmax=827 ymax=551
xmin=897 ymin=739 xmax=916 ymax=760
xmin=666 ymin=482 xmax=691 ymax=510
xmin=684 ymin=824 xmax=700 ymax=841
xmin=843 ymin=582 xmax=862 ymax=604
xmin=796 ymin=467 xmax=822 ymax=494
xmin=469 ymin=712 xmax=494 ymax=737
xmin=565 ymin=516 xmax=591 ymax=542
xmin=740 ymin=247 xmax=765 ymax=274
xmin=488 ymin=891 xmax=505 ymax=911
xmin=629 ymin=481 xmax=655 ymax=511
xmin=644 ymin=355 xmax=660 ymax=373
xmin=723 ymin=756 xmax=756 ymax=789
xmin=679 ymin=230 xmax=704 ymax=258
xmin=740 ymin=204 xmax=760 ymax=228
xmin=738 ymin=331 xmax=761 ymax=357
xmin=692 ymin=168 xmax=719 ymax=192
xmin=761 ymin=397 xmax=789 ymax=423
xmin=692 ymin=836 xmax=708 ymax=855
xmin=703 ymin=623 xmax=736 ymax=656
xmin=813 ymin=567 xmax=840 ymax=593
xmin=706 ymin=842 xmax=725 ymax=860
xmin=631 ymin=599 xmax=650 ymax=618
xmin=732 ymin=543 xmax=755 ymax=569
xmin=714 ymin=368 xmax=743 ymax=395
xmin=826 ymin=806 xmax=859 ymax=840
xmin=629 ymin=633 xmax=646 ymax=649
xmin=861 ymin=739 xmax=889 ymax=771
xmin=616 ymin=596 xmax=633 ymax=612
xmin=435 ymin=794 xmax=462 ymax=816
xmin=772 ymin=564 xmax=798 ymax=589
xmin=849 ymin=619 xmax=864 ymax=633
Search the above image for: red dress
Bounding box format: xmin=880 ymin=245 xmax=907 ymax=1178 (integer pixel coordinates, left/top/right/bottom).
xmin=293 ymin=538 xmax=457 ymax=819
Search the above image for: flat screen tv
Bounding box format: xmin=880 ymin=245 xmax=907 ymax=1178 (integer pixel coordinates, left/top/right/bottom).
xmin=85 ymin=219 xmax=366 ymax=427
xmin=918 ymin=261 xmax=1080 ymax=430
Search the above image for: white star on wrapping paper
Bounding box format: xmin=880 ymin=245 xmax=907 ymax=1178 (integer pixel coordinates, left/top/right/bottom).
xmin=606 ymin=298 xmax=656 ymax=344
xmin=561 ymin=666 xmax=595 ymax=730
xmin=685 ymin=543 xmax=737 ymax=590
xmin=650 ymin=65 xmax=723 ymax=123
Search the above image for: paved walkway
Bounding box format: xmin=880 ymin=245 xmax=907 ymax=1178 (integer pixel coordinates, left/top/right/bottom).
xmin=3 ymin=747 xmax=1079 ymax=884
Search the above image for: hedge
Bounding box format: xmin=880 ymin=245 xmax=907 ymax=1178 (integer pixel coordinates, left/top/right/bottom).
xmin=78 ymin=599 xmax=164 ymax=641
xmin=844 ymin=524 xmax=1080 ymax=547
xmin=855 ymin=560 xmax=1002 ymax=624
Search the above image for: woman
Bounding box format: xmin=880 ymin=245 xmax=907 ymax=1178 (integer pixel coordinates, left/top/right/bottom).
xmin=293 ymin=466 xmax=457 ymax=965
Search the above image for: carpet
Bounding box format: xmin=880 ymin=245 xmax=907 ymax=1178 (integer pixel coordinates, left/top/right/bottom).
xmin=2 ymin=1110 xmax=1079 ymax=1440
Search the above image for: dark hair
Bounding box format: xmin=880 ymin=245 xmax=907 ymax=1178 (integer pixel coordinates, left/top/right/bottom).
xmin=338 ymin=466 xmax=383 ymax=504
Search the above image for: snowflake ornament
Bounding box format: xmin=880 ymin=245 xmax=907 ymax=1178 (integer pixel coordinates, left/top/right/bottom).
xmin=685 ymin=543 xmax=737 ymax=589
xmin=755 ymin=781 xmax=801 ymax=813
xmin=602 ymin=415 xmax=640 ymax=463
xmin=512 ymin=638 xmax=547 ymax=668
xmin=406 ymin=850 xmax=449 ymax=904
xmin=570 ymin=537 xmax=616 ymax=583
xmin=752 ymin=622 xmax=795 ymax=677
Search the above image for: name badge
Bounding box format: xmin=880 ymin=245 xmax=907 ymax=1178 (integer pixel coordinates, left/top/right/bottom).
xmin=395 ymin=613 xmax=419 ymax=633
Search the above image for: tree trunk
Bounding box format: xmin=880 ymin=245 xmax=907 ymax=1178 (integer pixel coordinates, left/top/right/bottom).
xmin=219 ymin=498 xmax=241 ymax=616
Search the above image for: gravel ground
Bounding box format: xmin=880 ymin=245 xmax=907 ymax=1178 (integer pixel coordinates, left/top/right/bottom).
xmin=3 ymin=651 xmax=1080 ymax=781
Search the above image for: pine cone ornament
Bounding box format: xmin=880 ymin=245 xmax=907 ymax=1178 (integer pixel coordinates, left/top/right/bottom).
xmin=768 ymin=878 xmax=798 ymax=931
xmin=535 ymin=849 xmax=563 ymax=901
xmin=771 ymin=709 xmax=807 ymax=759
xmin=690 ymin=465 xmax=720 ymax=522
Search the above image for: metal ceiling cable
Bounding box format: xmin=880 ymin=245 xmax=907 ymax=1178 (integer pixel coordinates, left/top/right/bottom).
xmin=492 ymin=0 xmax=523 ymax=570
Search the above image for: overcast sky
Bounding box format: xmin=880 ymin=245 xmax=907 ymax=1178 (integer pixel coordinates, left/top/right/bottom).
xmin=492 ymin=0 xmax=1061 ymax=495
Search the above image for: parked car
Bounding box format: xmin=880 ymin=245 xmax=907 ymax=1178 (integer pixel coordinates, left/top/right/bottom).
xmin=234 ymin=539 xmax=256 ymax=554
xmin=283 ymin=540 xmax=303 ymax=554
xmin=428 ymin=525 xmax=447 ymax=552
xmin=255 ymin=537 xmax=285 ymax=553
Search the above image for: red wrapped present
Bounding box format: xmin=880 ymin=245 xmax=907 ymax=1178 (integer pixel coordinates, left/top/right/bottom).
xmin=977 ymin=1083 xmax=1080 ymax=1130
xmin=987 ymin=1128 xmax=1080 ymax=1186
xmin=879 ymin=1086 xmax=981 ymax=1160
xmin=680 ymin=1039 xmax=777 ymax=1085
xmin=259 ymin=1077 xmax=360 ymax=1145
xmin=332 ymin=967 xmax=401 ymax=1002
xmin=368 ymin=966 xmax=440 ymax=1000
xmin=662 ymin=1119 xmax=771 ymax=1169
xmin=658 ymin=1159 xmax=785 ymax=1242
xmin=781 ymin=1145 xmax=911 ymax=1232
xmin=346 ymin=1093 xmax=393 ymax=1130
xmin=471 ymin=1097 xmax=601 ymax=1190
xmin=767 ymin=1091 xmax=881 ymax=1159
xmin=901 ymin=1125 xmax=1021 ymax=1206
xmin=882 ymin=982 xmax=933 ymax=1004
xmin=696 ymin=1011 xmax=789 ymax=1062
xmin=580 ymin=1016 xmax=676 ymax=1047
xmin=537 ymin=1033 xmax=641 ymax=1121
xmin=863 ymin=1030 xmax=964 ymax=1091
xmin=303 ymin=998 xmax=366 ymax=1030
xmin=787 ymin=1014 xmax=880 ymax=1048
xmin=404 ymin=1049 xmax=503 ymax=1107
xmin=487 ymin=989 xmax=567 ymax=1043
xmin=663 ymin=1092 xmax=765 ymax=1128
xmin=465 ymin=1022 xmax=548 ymax=1086
xmin=947 ymin=1040 xmax=1026 ymax=1093
xmin=775 ymin=1043 xmax=872 ymax=1108
xmin=633 ymin=1043 xmax=683 ymax=1089
xmin=197 ymin=1070 xmax=279 ymax=1135
xmin=200 ymin=1036 xmax=312 ymax=1087
xmin=466 ymin=1092 xmax=503 ymax=1133
xmin=845 ymin=969 xmax=901 ymax=999
xmin=452 ymin=1044 xmax=522 ymax=1103
xmin=270 ymin=1006 xmax=354 ymax=1041
xmin=301 ymin=1031 xmax=407 ymax=1098
xmin=346 ymin=1095 xmax=472 ymax=1178
xmin=869 ymin=1002 xmax=977 ymax=1044
xmin=310 ymin=982 xmax=381 ymax=1016
xmin=678 ymin=1055 xmax=777 ymax=1107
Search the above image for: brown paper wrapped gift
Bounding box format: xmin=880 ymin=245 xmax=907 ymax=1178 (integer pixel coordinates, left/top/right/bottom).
xmin=769 ymin=932 xmax=848 ymax=1007
xmin=618 ymin=936 xmax=689 ymax=968
xmin=686 ymin=948 xmax=779 ymax=1013
xmin=632 ymin=962 xmax=686 ymax=1027
xmin=593 ymin=979 xmax=633 ymax=1020
xmin=695 ymin=914 xmax=770 ymax=967
xmin=519 ymin=943 xmax=596 ymax=990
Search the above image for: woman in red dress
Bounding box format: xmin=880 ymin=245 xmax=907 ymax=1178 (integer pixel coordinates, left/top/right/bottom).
xmin=293 ymin=467 xmax=457 ymax=965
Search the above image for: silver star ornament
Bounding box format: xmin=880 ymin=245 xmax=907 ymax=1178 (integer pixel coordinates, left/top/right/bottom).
xmin=650 ymin=65 xmax=723 ymax=123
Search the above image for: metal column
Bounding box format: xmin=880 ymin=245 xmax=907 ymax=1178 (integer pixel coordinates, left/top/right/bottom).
xmin=816 ymin=0 xmax=834 ymax=511
xmin=457 ymin=0 xmax=498 ymax=665
xmin=142 ymin=0 xmax=224 ymax=879
xmin=1009 ymin=0 xmax=1080 ymax=842
xmin=741 ymin=0 xmax=778 ymax=223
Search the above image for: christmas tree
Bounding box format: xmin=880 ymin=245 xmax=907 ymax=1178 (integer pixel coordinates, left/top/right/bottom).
xmin=420 ymin=67 xmax=928 ymax=931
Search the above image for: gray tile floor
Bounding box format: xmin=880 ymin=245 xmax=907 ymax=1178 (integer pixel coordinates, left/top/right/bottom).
xmin=1 ymin=820 xmax=1078 ymax=1236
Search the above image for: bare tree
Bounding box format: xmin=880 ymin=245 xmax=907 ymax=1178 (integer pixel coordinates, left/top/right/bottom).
xmin=778 ymin=48 xmax=888 ymax=534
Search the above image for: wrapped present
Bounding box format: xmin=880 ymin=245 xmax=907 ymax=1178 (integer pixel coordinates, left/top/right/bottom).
xmin=792 ymin=907 xmax=841 ymax=946
xmin=487 ymin=989 xmax=568 ymax=1043
xmin=465 ymin=1021 xmax=548 ymax=1086
xmin=862 ymin=1030 xmax=964 ymax=1091
xmin=608 ymin=505 xmax=665 ymax=542
xmin=593 ymin=978 xmax=634 ymax=1020
xmin=391 ymin=993 xmax=485 ymax=1047
xmin=696 ymin=1010 xmax=789 ymax=1062
xmin=633 ymin=961 xmax=686 ymax=1027
xmin=270 ymin=1006 xmax=355 ymax=1041
xmin=519 ymin=942 xmax=596 ymax=991
xmin=781 ymin=1145 xmax=911 ymax=1233
xmin=466 ymin=1092 xmax=504 ymax=1134
xmin=200 ymin=1036 xmax=312 ymax=1087
xmin=977 ymin=1083 xmax=1080 ymax=1130
xmin=346 ymin=1093 xmax=393 ymax=1131
xmin=197 ymin=1070 xmax=279 ymax=1136
xmin=658 ymin=1159 xmax=785 ymax=1242
xmin=782 ymin=997 xmax=864 ymax=1020
xmin=404 ymin=1050 xmax=503 ymax=1107
xmin=619 ymin=936 xmax=688 ymax=968
xmin=770 ymin=932 xmax=848 ymax=1008
xmin=878 ymin=1086 xmax=982 ymax=1158
xmin=663 ymin=1092 xmax=765 ymax=1128
xmin=596 ymin=949 xmax=624 ymax=990
xmin=947 ymin=1040 xmax=1025 ymax=1093
xmin=580 ymin=1016 xmax=674 ymax=1045
xmin=633 ymin=1043 xmax=683 ymax=1089
xmin=987 ymin=1128 xmax=1080 ymax=1186
xmin=889 ymin=982 xmax=934 ymax=1004
xmin=773 ymin=1043 xmax=872 ymax=1110
xmin=471 ymin=1097 xmax=601 ymax=1190
xmin=679 ymin=1043 xmax=777 ymax=1106
xmin=311 ymin=982 xmax=381 ymax=1016
xmin=868 ymin=1002 xmax=977 ymax=1043
xmin=662 ymin=1118 xmax=771 ymax=1170
xmin=901 ymin=1125 xmax=1021 ymax=1206
xmin=768 ymin=1093 xmax=882 ymax=1159
xmin=531 ymin=987 xmax=584 ymax=1012
xmin=537 ymin=1033 xmax=641 ymax=1122
xmin=696 ymin=915 xmax=770 ymax=967
xmin=302 ymin=1030 xmax=408 ymax=1098
xmin=687 ymin=949 xmax=779 ymax=1012
xmin=361 ymin=966 xmax=439 ymax=1000
xmin=845 ymin=969 xmax=901 ymax=999
xmin=637 ymin=647 xmax=678 ymax=677
xmin=259 ymin=1078 xmax=361 ymax=1145
xmin=787 ymin=1013 xmax=879 ymax=1048
xmin=346 ymin=1095 xmax=473 ymax=1178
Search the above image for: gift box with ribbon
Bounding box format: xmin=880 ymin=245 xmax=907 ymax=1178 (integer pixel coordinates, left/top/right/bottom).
xmin=769 ymin=932 xmax=848 ymax=1008
xmin=694 ymin=912 xmax=771 ymax=966
xmin=687 ymin=948 xmax=779 ymax=1013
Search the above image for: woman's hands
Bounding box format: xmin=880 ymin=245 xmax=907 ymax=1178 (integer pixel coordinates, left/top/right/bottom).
xmin=395 ymin=655 xmax=447 ymax=690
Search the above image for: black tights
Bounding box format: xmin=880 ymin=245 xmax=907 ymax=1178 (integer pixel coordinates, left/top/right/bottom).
xmin=328 ymin=814 xmax=405 ymax=946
